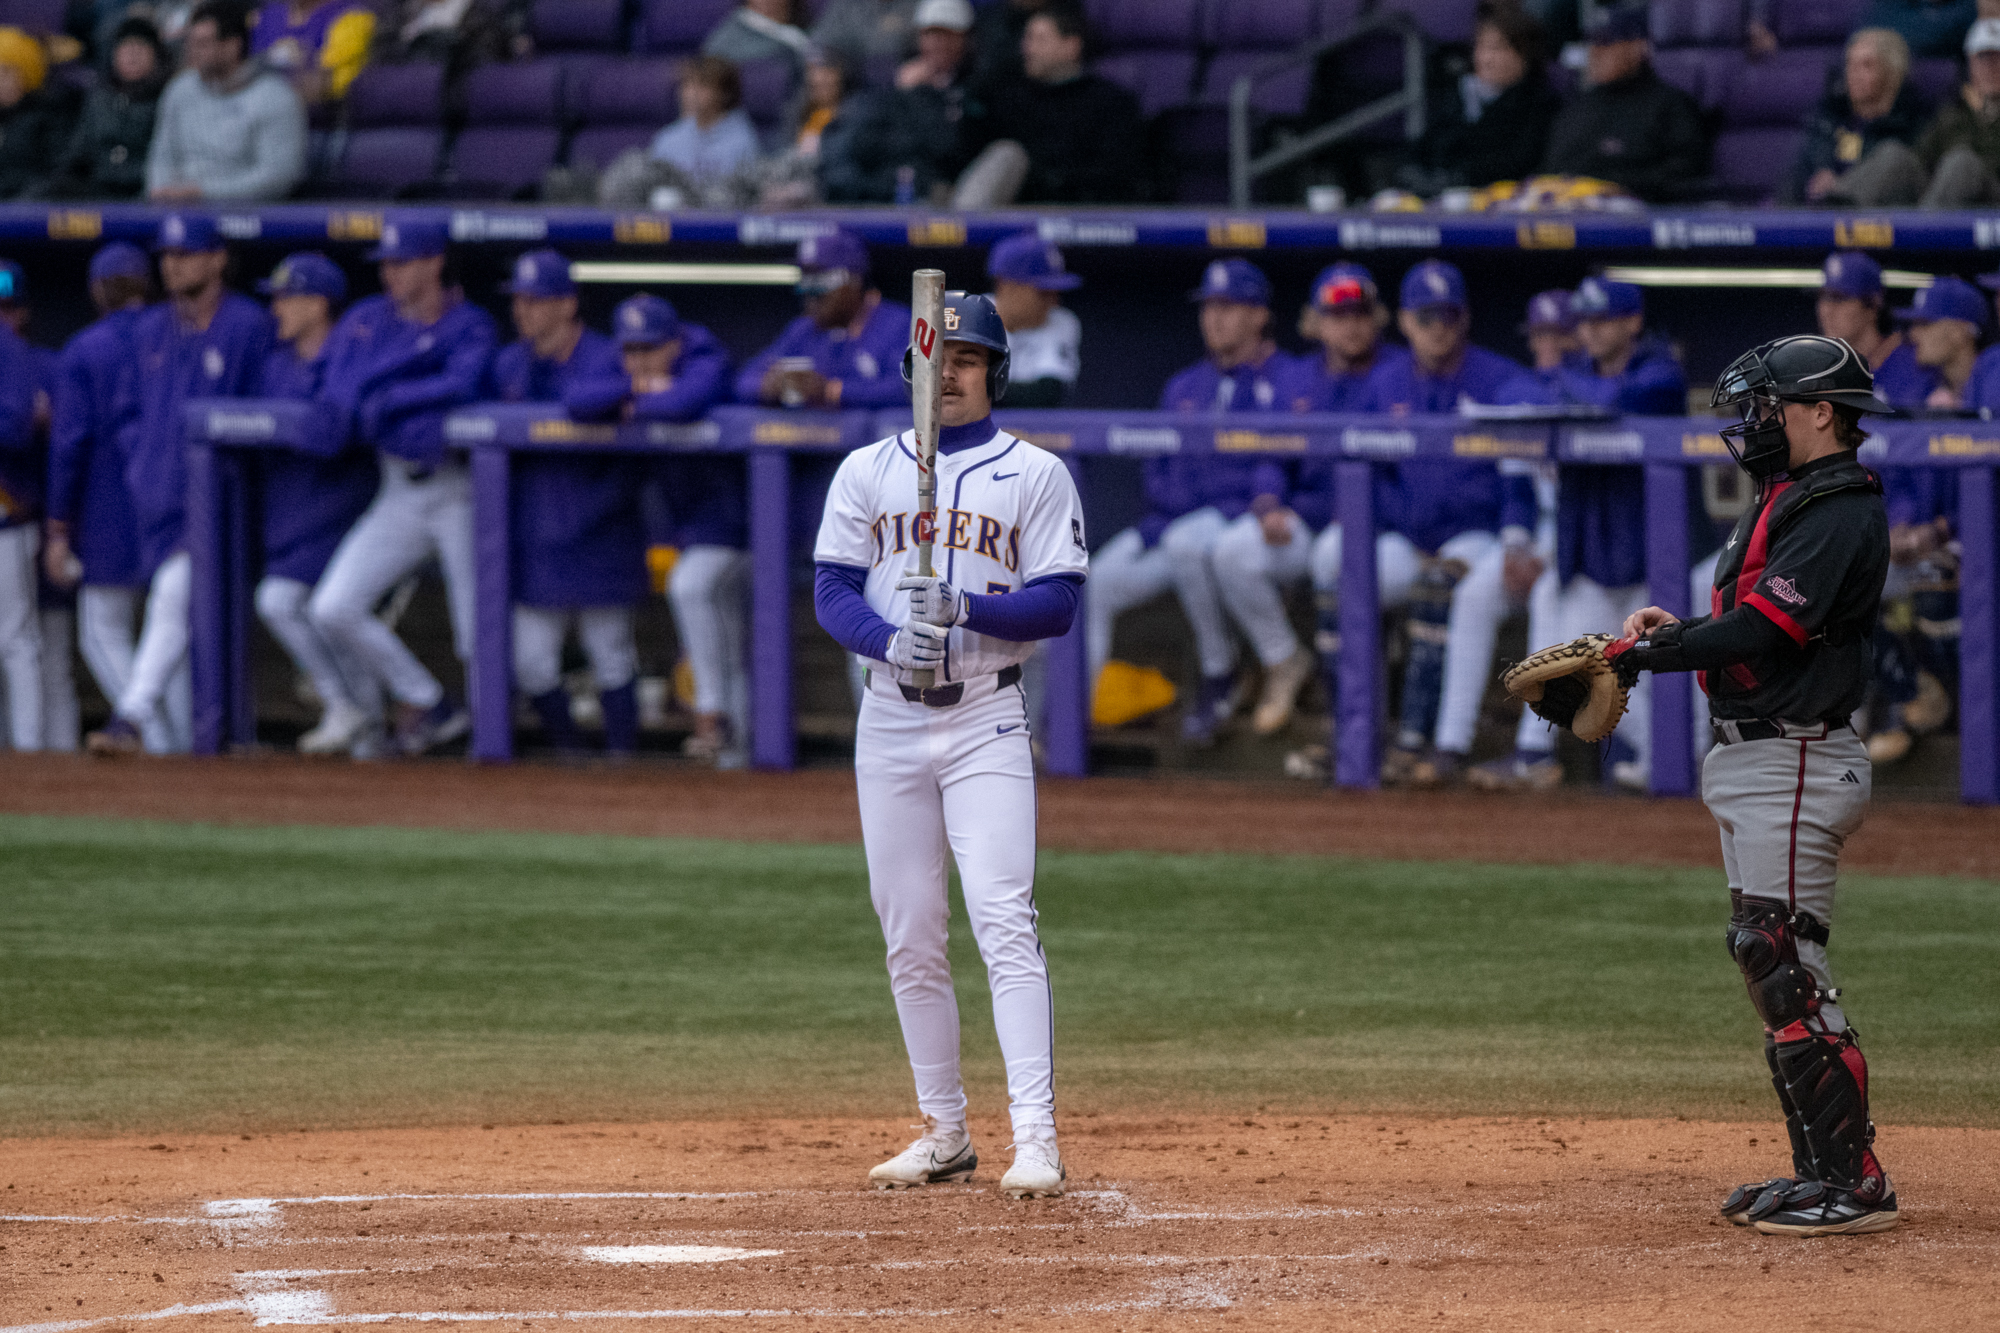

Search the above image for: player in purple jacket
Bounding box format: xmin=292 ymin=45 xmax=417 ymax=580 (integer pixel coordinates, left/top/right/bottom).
xmin=0 ymin=259 xmax=75 ymax=750
xmin=484 ymin=250 xmax=645 ymax=757
xmin=88 ymin=215 xmax=275 ymax=757
xmin=45 ymin=245 xmax=159 ymax=750
xmin=1087 ymin=258 xmax=1315 ymax=744
xmin=613 ymin=294 xmax=746 ymax=766
xmin=1478 ymin=278 xmax=1689 ymax=793
xmin=307 ymin=214 xmax=498 ymax=757
xmin=251 ymin=252 xmax=383 ymax=757
xmin=1214 ymin=263 xmax=1410 ymax=737
xmin=1288 ymin=260 xmax=1541 ymax=786
xmin=1817 ymin=252 xmax=1936 ymax=409
xmin=0 ymin=282 xmax=46 ymax=751
xmin=1523 ymin=288 xmax=1581 ymax=377
xmin=735 ymin=232 xmax=911 ymax=412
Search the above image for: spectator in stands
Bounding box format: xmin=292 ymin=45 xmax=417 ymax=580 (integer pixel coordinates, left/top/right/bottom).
xmin=1842 ymin=18 xmax=2000 ymax=204
xmin=705 ymin=0 xmax=812 ymax=74
xmin=604 ymin=55 xmax=760 ymax=208
xmin=736 ymin=232 xmax=912 ymax=411
xmin=755 ymin=46 xmax=850 ymax=206
xmin=371 ymin=0 xmax=524 ymax=71
xmin=1859 ymin=0 xmax=1976 ymax=59
xmin=252 ymin=0 xmax=375 ymax=104
xmin=1788 ymin=29 xmax=1929 ymax=203
xmin=42 ymin=16 xmax=168 ymax=200
xmin=146 ymin=1 xmax=306 ymax=201
xmin=1397 ymin=2 xmax=1560 ymax=195
xmin=985 ymin=232 xmax=1080 ymax=407
xmin=1815 ymin=252 xmax=1936 ymax=405
xmin=967 ymin=0 xmax=1049 ymax=87
xmin=810 ymin=0 xmax=918 ymax=76
xmin=0 ymin=27 xmax=77 ymax=200
xmin=955 ymin=4 xmax=1145 ymax=206
xmin=1539 ymin=5 xmax=1708 ymax=202
xmin=1522 ymin=288 xmax=1578 ymax=373
xmin=1899 ymin=274 xmax=1986 ymax=407
xmin=816 ymin=0 xmax=977 ymax=203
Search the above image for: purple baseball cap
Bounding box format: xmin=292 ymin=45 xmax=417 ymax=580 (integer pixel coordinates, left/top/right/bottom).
xmin=796 ymin=230 xmax=869 ymax=295
xmin=88 ymin=241 xmax=150 ymax=286
xmin=155 ymin=212 xmax=225 ymax=254
xmin=257 ymin=251 xmax=347 ymax=304
xmin=614 ymin=294 xmax=681 ymax=347
xmin=987 ymin=232 xmax=1081 ymax=291
xmin=1399 ymin=259 xmax=1467 ymax=312
xmin=1895 ymin=275 xmax=1987 ymax=328
xmin=1523 ymin=289 xmax=1575 ymax=332
xmin=366 ymin=213 xmax=450 ymax=262
xmin=1572 ymin=276 xmax=1643 ymax=319
xmin=1311 ymin=262 xmax=1378 ymax=310
xmin=1189 ymin=257 xmax=1271 ymax=305
xmin=1822 ymin=251 xmax=1885 ymax=300
xmin=499 ymin=248 xmax=576 ymax=298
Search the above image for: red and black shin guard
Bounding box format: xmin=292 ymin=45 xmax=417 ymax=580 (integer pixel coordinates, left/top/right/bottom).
xmin=1768 ymin=1020 xmax=1887 ymax=1202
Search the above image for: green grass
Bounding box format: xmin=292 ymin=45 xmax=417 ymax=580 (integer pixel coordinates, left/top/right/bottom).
xmin=3 ymin=813 xmax=1995 ymax=1136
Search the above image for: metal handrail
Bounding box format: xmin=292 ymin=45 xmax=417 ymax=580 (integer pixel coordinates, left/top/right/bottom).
xmin=1228 ymin=12 xmax=1428 ymax=208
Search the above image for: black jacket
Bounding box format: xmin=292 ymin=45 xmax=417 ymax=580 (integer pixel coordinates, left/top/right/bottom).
xmin=1784 ymin=78 xmax=1929 ymax=202
xmin=965 ymin=70 xmax=1146 ymax=203
xmin=1402 ymin=71 xmax=1563 ymax=191
xmin=1539 ymin=63 xmax=1709 ymax=201
xmin=0 ymin=86 xmax=79 ymax=200
xmin=815 ymin=79 xmax=977 ymax=202
xmin=46 ymin=72 xmax=167 ymax=199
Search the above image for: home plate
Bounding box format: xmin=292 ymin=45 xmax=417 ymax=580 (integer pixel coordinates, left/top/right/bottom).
xmin=579 ymin=1245 xmax=783 ymax=1264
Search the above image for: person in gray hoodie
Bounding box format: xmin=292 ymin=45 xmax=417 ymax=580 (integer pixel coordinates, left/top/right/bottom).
xmin=146 ymin=0 xmax=306 ymax=201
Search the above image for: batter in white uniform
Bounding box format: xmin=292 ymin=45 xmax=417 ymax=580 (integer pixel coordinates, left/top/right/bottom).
xmin=812 ymin=291 xmax=1086 ymax=1199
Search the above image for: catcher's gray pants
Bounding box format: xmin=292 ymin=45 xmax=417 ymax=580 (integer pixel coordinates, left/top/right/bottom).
xmin=1702 ymin=725 xmax=1870 ymax=1036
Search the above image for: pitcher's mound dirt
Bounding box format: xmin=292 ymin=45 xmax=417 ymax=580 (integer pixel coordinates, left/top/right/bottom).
xmin=6 ymin=1115 xmax=1996 ymax=1331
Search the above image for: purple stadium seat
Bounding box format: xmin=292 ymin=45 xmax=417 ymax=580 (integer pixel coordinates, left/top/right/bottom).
xmin=1374 ymin=0 xmax=1476 ymax=44
xmin=1718 ymin=47 xmax=1836 ymax=127
xmin=327 ymin=127 xmax=446 ymax=196
xmin=532 ymin=0 xmax=627 ymax=52
xmin=1649 ymin=0 xmax=1746 ymax=49
xmin=1768 ymin=0 xmax=1864 ymax=46
xmin=1910 ymin=56 xmax=1961 ymax=110
xmin=0 ymin=0 xmax=64 ymax=34
xmin=736 ymin=55 xmax=794 ymax=135
xmin=1158 ymin=105 xmax=1230 ymax=201
xmin=344 ymin=61 xmax=445 ymax=129
xmin=638 ymin=0 xmax=734 ymax=53
xmin=1713 ymin=126 xmax=1803 ymax=200
xmin=1203 ymin=0 xmax=1316 ymax=49
xmin=1093 ymin=51 xmax=1199 ymax=117
xmin=445 ymin=61 xmax=565 ymax=196
xmin=1087 ymin=0 xmax=1201 ymax=51
xmin=1651 ymin=48 xmax=1719 ymax=109
xmin=568 ymin=58 xmax=678 ymax=169
xmin=1199 ymin=52 xmax=1312 ymax=115
xmin=1318 ymin=0 xmax=1365 ymax=37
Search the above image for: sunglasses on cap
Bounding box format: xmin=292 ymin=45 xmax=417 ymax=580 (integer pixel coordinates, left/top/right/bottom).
xmin=796 ymin=267 xmax=855 ymax=297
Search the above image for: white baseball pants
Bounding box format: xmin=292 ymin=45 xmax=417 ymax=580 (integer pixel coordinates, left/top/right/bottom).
xmin=257 ymin=575 xmax=378 ymax=717
xmin=39 ymin=606 xmax=77 ymax=751
xmin=1087 ymin=508 xmax=1236 ymax=682
xmin=0 ymin=524 xmax=42 ymax=750
xmin=1308 ymin=524 xmax=1500 ymax=754
xmin=667 ymin=545 xmax=749 ymax=736
xmin=311 ymin=461 xmax=474 ymax=711
xmin=79 ymin=585 xmax=183 ymax=753
xmin=117 ymin=551 xmax=192 ymax=750
xmin=1213 ymin=511 xmax=1314 ymax=668
xmin=512 ymin=604 xmax=637 ymax=696
xmin=854 ymin=670 xmax=1054 ymax=1140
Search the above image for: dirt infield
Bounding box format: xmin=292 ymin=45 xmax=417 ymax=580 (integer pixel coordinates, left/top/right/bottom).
xmin=2 ymin=752 xmax=1997 ymax=877
xmin=6 ymin=1114 xmax=1996 ymax=1331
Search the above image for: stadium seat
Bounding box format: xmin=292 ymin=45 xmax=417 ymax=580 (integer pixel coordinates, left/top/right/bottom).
xmin=1087 ymin=0 xmax=1202 ymax=51
xmin=1713 ymin=127 xmax=1805 ymax=198
xmin=1910 ymin=56 xmax=1962 ymax=110
xmin=1651 ymin=48 xmax=1722 ymax=109
xmin=531 ymin=0 xmax=628 ymax=53
xmin=1374 ymin=0 xmax=1477 ymax=44
xmin=637 ymin=0 xmax=734 ymax=53
xmin=1768 ymin=0 xmax=1865 ymax=46
xmin=1199 ymin=53 xmax=1312 ymax=115
xmin=1649 ymin=0 xmax=1746 ymax=49
xmin=1712 ymin=48 xmax=1836 ymax=200
xmin=0 ymin=0 xmax=63 ymax=35
xmin=1158 ymin=104 xmax=1231 ymax=201
xmin=444 ymin=61 xmax=565 ymax=199
xmin=323 ymin=62 xmax=446 ymax=197
xmin=1201 ymin=0 xmax=1319 ymax=49
xmin=567 ymin=57 xmax=678 ymax=171
xmin=1093 ymin=51 xmax=1200 ymax=117
xmin=736 ymin=55 xmax=794 ymax=139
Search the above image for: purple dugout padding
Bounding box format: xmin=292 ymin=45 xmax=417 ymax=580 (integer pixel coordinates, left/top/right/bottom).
xmin=471 ymin=443 xmax=513 ymax=762
xmin=184 ymin=404 xmax=1999 ymax=804
xmin=1038 ymin=456 xmax=1090 ymax=779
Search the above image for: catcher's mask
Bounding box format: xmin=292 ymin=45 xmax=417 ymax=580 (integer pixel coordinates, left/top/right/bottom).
xmin=1711 ymin=335 xmax=1892 ymax=480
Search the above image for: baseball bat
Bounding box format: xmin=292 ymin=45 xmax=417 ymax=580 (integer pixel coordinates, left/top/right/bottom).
xmin=909 ymin=268 xmax=946 ymax=688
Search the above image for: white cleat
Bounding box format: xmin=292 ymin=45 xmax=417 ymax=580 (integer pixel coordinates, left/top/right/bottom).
xmin=298 ymin=701 xmax=370 ymax=756
xmin=867 ymin=1119 xmax=976 ymax=1190
xmin=1000 ymin=1139 xmax=1066 ymax=1199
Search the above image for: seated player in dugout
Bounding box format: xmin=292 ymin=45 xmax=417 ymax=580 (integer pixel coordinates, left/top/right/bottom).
xmin=1521 ymin=288 xmax=1580 ymax=379
xmin=735 ymin=231 xmax=912 ymax=412
xmin=613 ymin=294 xmax=749 ymax=768
xmin=1087 ymin=258 xmax=1316 ymax=746
xmin=485 ymin=249 xmax=648 ymax=757
xmin=983 ymin=231 xmax=1080 ymax=407
xmin=252 ymin=251 xmax=384 ymax=759
xmin=1211 ymin=262 xmax=1409 ymax=742
xmin=1476 ymin=277 xmax=1688 ymax=795
xmin=1282 ymin=259 xmax=1542 ymax=787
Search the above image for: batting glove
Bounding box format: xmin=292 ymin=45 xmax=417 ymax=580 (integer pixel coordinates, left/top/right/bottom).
xmin=897 ymin=573 xmax=967 ymax=627
xmin=885 ymin=621 xmax=949 ymax=672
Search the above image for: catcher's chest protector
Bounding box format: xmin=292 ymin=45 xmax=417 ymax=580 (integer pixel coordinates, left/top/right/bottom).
xmin=1711 ymin=458 xmax=1882 ymax=620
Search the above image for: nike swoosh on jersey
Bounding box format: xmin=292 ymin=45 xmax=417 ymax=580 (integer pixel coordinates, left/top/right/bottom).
xmin=997 ymin=724 xmax=1022 ymax=734
xmin=993 ymin=472 xmax=1019 ymax=481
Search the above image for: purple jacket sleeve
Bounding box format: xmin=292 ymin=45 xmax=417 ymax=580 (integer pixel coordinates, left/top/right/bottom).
xmin=814 ymin=561 xmax=896 ymax=661
xmin=961 ymin=574 xmax=1082 ymax=642
xmin=45 ymin=342 xmax=94 ymax=523
xmin=375 ymin=313 xmax=497 ymax=421
xmin=0 ymin=330 xmax=38 ymax=454
xmin=630 ymin=338 xmax=734 ymax=423
xmin=734 ymin=317 xmax=810 ymax=404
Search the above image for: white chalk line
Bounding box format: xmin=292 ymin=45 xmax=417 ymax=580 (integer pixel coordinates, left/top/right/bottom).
xmin=1 ymin=1302 xmax=249 ymax=1333
xmin=578 ymin=1245 xmax=784 ymax=1264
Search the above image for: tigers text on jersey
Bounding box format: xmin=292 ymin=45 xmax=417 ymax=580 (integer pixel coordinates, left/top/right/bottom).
xmin=815 ymin=427 xmax=1088 ymax=685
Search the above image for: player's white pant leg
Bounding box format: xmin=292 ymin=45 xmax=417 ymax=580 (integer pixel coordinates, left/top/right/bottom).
xmin=1158 ymin=507 xmax=1235 ymax=679
xmin=1084 ymin=526 xmax=1174 ymax=683
xmin=511 ymin=605 xmax=570 ymax=697
xmin=117 ymin=551 xmax=191 ymax=736
xmin=425 ymin=466 xmax=478 ymax=665
xmin=1309 ymin=526 xmax=1424 ymax=607
xmin=1213 ymin=511 xmax=1312 ymax=668
xmin=577 ymin=606 xmax=638 ymax=690
xmin=1429 ymin=530 xmax=1502 ymax=755
xmin=77 ymin=584 xmax=136 ymax=708
xmin=39 ymin=606 xmax=79 ymax=751
xmin=0 ymin=524 xmax=43 ymax=750
xmin=257 ymin=575 xmax=368 ymax=714
xmin=161 ymin=659 xmax=192 ymax=754
xmin=311 ymin=466 xmax=448 ymax=709
xmin=667 ymin=546 xmax=748 ymax=725
xmin=1514 ymin=562 xmax=1564 ymax=753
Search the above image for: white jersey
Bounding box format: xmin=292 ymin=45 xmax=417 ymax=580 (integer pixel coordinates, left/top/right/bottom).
xmin=1000 ymin=304 xmax=1081 ymax=387
xmin=815 ymin=427 xmax=1088 ymax=685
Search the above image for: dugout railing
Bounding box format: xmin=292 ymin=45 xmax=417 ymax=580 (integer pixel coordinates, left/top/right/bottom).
xmin=185 ymin=404 xmax=2000 ymax=804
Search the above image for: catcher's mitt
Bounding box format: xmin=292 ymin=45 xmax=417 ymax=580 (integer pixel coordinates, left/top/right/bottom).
xmin=1501 ymin=633 xmax=1630 ymax=743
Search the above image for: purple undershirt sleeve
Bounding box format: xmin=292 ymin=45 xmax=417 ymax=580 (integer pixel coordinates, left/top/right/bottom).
xmin=961 ymin=574 xmax=1082 ymax=642
xmin=814 ymin=562 xmax=897 ymax=661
